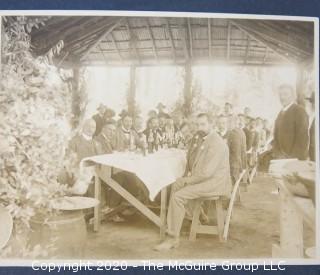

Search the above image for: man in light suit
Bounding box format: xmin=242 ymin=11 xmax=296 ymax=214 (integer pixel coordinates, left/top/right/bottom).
xmin=154 ymin=113 xmax=231 ymax=251
xmin=272 ymin=84 xmax=309 ymax=160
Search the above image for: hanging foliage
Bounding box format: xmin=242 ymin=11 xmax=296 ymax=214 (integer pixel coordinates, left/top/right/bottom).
xmin=0 ymin=16 xmax=77 ymax=257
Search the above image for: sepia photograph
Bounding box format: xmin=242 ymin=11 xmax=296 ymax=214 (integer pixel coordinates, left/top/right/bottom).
xmin=0 ymin=12 xmax=317 ymax=261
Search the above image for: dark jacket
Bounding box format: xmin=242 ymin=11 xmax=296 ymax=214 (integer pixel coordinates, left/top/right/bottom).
xmin=273 ymin=103 xmax=309 ymax=160
xmin=114 ymin=126 xmax=143 ymax=152
xmin=226 ymin=128 xmax=247 ymax=178
xmin=94 ymin=134 xmax=114 ymax=155
xmin=92 ymin=114 xmax=106 ymax=137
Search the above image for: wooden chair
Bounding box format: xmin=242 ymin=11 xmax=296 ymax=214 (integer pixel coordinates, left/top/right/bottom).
xmin=189 ymin=170 xmax=247 ymax=242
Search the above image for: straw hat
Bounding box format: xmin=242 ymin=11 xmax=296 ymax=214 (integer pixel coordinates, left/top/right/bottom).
xmin=0 ymin=206 xmax=13 ymax=250
xmin=156 ymin=103 xmax=166 ymax=110
xmin=97 ymin=103 xmax=107 ymax=111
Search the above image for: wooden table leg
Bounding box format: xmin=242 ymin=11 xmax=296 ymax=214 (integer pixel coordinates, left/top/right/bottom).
xmin=278 ymin=190 xmax=304 ymax=257
xmin=160 ymin=187 xmax=167 ymax=240
xmin=93 ymin=174 xmax=101 ymax=232
xmin=98 ymin=171 xmax=161 ymax=227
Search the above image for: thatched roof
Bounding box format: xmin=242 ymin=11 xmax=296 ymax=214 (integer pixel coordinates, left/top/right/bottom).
xmin=27 ymin=16 xmax=314 ymax=67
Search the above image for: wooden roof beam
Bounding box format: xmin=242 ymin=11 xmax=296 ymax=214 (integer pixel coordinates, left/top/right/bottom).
xmin=230 ymin=20 xmax=292 ymax=63
xmin=80 ymin=17 xmax=123 ymax=61
xmin=145 ymin=18 xmax=159 ymax=62
xmin=110 ymin=32 xmax=123 ymax=62
xmin=98 ymin=44 xmax=109 ymax=65
xmin=227 ymin=20 xmax=231 ymax=60
xmin=178 ymin=19 xmax=190 ymax=61
xmin=125 ymin=18 xmax=141 ymax=65
xmin=165 ymin=19 xmax=177 ymax=63
xmin=244 ymin=36 xmax=251 ymax=64
xmin=208 ymin=18 xmax=212 ymax=58
xmin=263 ymin=47 xmax=269 ymax=64
xmin=187 ymin=18 xmax=193 ymax=59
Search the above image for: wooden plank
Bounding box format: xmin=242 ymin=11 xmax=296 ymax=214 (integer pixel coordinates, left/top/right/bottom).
xmin=263 ymin=47 xmax=269 ymax=64
xmin=187 ymin=18 xmax=193 ymax=58
xmin=276 ymin=178 xmax=315 ymax=230
xmin=165 ymin=18 xmax=176 ymax=63
xmin=216 ymin=199 xmax=224 ymax=241
xmin=145 ymin=18 xmax=159 ymax=62
xmin=178 ymin=19 xmax=190 ymax=61
xmin=160 ymin=187 xmax=168 ymax=240
xmin=227 ymin=21 xmax=231 ymax=60
xmin=196 ymin=225 xmax=219 ymax=235
xmin=126 ymin=18 xmax=141 ymax=65
xmin=223 ymin=169 xmax=246 ymax=241
xmin=230 ymin=20 xmax=292 ymax=63
xmin=110 ymin=32 xmax=123 ymax=62
xmin=94 ymin=173 xmax=101 ymax=232
xmin=189 ymin=200 xmax=201 ymax=241
xmin=279 ymin=190 xmax=304 ymax=257
xmin=208 ymin=18 xmax=212 ymax=58
xmin=80 ymin=18 xmax=123 ymax=61
xmin=97 ymin=170 xmax=161 ymax=227
xmin=244 ymin=36 xmax=251 ymax=64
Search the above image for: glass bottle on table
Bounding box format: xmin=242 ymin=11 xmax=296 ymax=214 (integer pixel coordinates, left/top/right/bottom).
xmin=129 ymin=134 xmax=135 ymax=152
xmin=142 ymin=135 xmax=147 ymax=156
xmin=155 ymin=131 xmax=160 ymax=151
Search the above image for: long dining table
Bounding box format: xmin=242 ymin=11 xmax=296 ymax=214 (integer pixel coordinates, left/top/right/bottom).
xmin=82 ymin=148 xmax=186 ymax=239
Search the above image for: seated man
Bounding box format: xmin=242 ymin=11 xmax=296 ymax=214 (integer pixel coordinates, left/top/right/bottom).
xmin=58 ymin=119 xmax=97 ymax=194
xmin=95 ymin=121 xmax=116 ymax=155
xmin=154 ymin=113 xmax=231 ymax=251
xmin=69 ymin=119 xmax=97 ymax=162
xmin=113 ymin=111 xmax=148 ymax=216
xmin=115 ymin=111 xmax=143 ymax=151
xmin=94 ymin=121 xmax=126 ymax=222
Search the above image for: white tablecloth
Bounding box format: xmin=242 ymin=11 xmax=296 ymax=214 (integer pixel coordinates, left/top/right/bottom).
xmin=82 ymin=149 xmax=186 ymax=200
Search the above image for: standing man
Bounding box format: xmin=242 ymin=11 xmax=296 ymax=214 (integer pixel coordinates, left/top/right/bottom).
xmin=154 ymin=113 xmax=231 ymax=251
xmin=272 ymin=84 xmax=309 ymax=160
xmin=226 ymin=116 xmax=247 ymax=183
xmin=216 ymin=115 xmax=228 ymax=139
xmin=92 ymin=104 xmax=107 ymax=137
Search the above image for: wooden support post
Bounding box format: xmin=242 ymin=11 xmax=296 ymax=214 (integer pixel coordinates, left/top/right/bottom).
xmin=187 ymin=18 xmax=193 ymax=59
xmin=227 ymin=21 xmax=231 ymax=61
xmin=160 ymin=187 xmax=168 ymax=240
xmin=71 ymin=66 xmax=81 ymax=128
xmin=278 ymin=190 xmax=304 ymax=257
xmin=94 ymin=172 xmax=101 ymax=232
xmin=128 ymin=66 xmax=136 ymax=115
xmin=183 ymin=62 xmax=192 ymax=117
xmin=208 ymin=18 xmax=212 ymax=58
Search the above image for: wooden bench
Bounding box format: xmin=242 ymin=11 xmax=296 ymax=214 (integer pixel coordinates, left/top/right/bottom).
xmin=189 ymin=170 xmax=247 ymax=242
xmin=269 ymin=159 xmax=315 ymax=258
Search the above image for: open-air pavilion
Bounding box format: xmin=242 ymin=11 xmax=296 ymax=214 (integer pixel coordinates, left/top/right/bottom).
xmin=1 ymin=15 xmax=315 ymax=259
xmin=29 ymin=16 xmax=314 ymax=115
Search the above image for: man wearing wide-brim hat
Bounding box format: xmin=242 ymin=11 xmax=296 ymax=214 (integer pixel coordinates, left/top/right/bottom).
xmin=156 ymin=102 xmax=166 ymax=115
xmin=92 ymin=103 xmax=107 ymax=137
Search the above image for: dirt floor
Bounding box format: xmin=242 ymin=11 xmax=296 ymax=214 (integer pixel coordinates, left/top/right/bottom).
xmin=84 ymin=174 xmax=315 ymax=259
